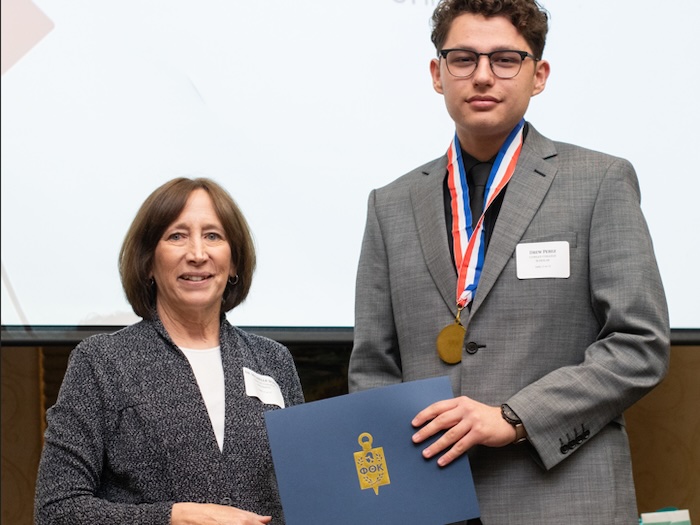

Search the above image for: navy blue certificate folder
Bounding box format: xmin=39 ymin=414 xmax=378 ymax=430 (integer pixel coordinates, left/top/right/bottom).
xmin=264 ymin=376 xmax=480 ymax=524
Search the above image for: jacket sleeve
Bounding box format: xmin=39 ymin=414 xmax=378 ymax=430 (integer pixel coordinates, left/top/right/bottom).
xmin=348 ymin=189 xmax=404 ymax=392
xmin=34 ymin=342 xmax=173 ymax=525
xmin=508 ymin=157 xmax=670 ymax=470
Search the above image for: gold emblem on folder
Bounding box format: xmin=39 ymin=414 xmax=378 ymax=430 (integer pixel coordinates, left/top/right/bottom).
xmin=354 ymin=432 xmax=390 ymax=495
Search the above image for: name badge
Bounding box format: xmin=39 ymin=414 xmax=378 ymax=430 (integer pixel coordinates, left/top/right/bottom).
xmin=516 ymin=241 xmax=570 ymax=279
xmin=243 ymin=367 xmax=285 ymax=408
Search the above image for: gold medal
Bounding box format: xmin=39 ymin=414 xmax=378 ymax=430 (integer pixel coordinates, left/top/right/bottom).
xmin=436 ymin=322 xmax=466 ymax=364
xmin=436 ymin=306 xmax=466 ymax=364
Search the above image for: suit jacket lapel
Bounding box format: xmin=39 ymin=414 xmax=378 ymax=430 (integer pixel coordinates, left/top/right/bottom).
xmin=470 ymin=126 xmax=559 ymax=315
xmin=409 ymin=127 xmax=559 ymax=318
xmin=410 ymin=156 xmax=459 ymax=314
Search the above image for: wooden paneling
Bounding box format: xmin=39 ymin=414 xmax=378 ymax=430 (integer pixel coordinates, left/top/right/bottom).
xmin=2 ymin=343 xmax=697 ymax=524
xmin=1 ymin=347 xmax=42 ymax=525
xmin=627 ymin=345 xmax=699 ymax=517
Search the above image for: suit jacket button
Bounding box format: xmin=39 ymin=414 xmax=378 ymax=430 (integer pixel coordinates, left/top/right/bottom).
xmin=466 ymin=342 xmax=479 ymax=354
xmin=221 ymin=497 xmax=233 ymax=506
xmin=560 ymin=444 xmax=569 ymax=454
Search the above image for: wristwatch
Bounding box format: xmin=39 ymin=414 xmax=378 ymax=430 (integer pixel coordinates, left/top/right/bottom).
xmin=501 ymin=404 xmax=528 ymax=444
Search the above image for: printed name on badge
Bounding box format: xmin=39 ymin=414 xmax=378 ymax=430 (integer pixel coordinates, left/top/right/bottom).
xmin=516 ymin=241 xmax=570 ymax=279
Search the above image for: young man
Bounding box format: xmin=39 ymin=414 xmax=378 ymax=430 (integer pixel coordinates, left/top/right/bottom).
xmin=348 ymin=1 xmax=670 ymax=523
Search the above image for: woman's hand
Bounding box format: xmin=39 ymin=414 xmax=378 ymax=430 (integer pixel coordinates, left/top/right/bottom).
xmin=171 ymin=502 xmax=273 ymax=525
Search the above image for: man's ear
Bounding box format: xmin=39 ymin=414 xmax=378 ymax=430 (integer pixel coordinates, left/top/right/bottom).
xmin=532 ymin=59 xmax=550 ymax=97
xmin=430 ymin=58 xmax=444 ymax=94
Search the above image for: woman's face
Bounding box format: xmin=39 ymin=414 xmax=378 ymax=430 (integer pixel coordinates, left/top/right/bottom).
xmin=151 ymin=188 xmax=234 ymax=321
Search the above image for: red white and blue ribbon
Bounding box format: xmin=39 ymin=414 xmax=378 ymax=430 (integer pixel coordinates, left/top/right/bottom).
xmin=446 ymin=119 xmax=525 ymax=308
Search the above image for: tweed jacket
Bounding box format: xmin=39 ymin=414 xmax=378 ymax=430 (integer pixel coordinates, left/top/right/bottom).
xmin=348 ymin=124 xmax=670 ymax=524
xmin=34 ymin=315 xmax=304 ymax=525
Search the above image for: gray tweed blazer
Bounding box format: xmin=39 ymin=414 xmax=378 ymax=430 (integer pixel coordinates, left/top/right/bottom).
xmin=34 ymin=315 xmax=304 ymax=525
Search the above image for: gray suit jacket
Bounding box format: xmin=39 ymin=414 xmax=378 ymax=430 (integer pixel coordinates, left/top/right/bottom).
xmin=348 ymin=125 xmax=670 ymax=524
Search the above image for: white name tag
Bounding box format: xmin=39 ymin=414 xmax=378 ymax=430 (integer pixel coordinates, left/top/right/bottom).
xmin=516 ymin=241 xmax=570 ymax=279
xmin=243 ymin=367 xmax=285 ymax=408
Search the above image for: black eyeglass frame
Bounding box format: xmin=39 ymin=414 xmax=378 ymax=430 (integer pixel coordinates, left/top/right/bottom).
xmin=438 ymin=49 xmax=539 ymax=79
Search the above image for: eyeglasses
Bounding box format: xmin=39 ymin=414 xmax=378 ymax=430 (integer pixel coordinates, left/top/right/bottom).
xmin=438 ymin=49 xmax=538 ymax=79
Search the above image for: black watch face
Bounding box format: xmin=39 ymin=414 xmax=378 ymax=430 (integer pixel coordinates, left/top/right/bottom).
xmin=502 ymin=404 xmax=520 ymax=423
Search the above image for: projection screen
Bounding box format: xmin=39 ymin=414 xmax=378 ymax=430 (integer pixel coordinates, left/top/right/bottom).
xmin=2 ymin=0 xmax=699 ymax=337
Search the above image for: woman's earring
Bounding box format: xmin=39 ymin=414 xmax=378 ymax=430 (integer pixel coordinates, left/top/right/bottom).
xmin=228 ymin=275 xmax=239 ymax=286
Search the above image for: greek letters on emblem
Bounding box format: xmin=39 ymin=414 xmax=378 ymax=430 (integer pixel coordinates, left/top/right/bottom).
xmin=353 ymin=432 xmax=391 ymax=495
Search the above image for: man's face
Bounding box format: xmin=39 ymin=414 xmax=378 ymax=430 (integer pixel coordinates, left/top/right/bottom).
xmin=430 ymin=13 xmax=549 ymax=156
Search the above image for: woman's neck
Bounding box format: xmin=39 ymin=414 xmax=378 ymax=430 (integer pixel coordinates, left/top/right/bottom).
xmin=157 ymin=304 xmax=221 ymax=349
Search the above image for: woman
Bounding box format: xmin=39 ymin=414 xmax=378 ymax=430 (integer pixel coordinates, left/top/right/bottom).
xmin=34 ymin=177 xmax=304 ymax=524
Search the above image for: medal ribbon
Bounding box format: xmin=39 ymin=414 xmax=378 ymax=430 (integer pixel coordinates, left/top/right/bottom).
xmin=446 ymin=119 xmax=525 ymax=308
